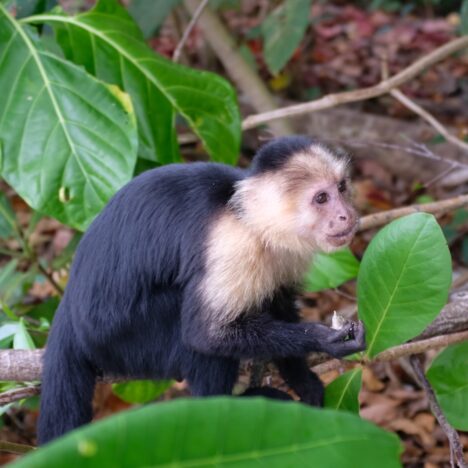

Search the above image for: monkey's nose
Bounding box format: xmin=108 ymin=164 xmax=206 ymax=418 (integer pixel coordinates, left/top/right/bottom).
xmin=338 ymin=214 xmax=347 ymax=221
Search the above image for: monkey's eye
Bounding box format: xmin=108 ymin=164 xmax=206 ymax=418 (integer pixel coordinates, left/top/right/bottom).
xmin=338 ymin=180 xmax=347 ymax=193
xmin=314 ymin=192 xmax=329 ymax=204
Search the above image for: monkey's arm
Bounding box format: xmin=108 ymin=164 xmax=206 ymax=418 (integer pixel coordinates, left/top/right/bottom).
xmin=182 ymin=304 xmax=365 ymax=360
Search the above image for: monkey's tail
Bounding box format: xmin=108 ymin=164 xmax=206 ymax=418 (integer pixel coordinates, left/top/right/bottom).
xmin=38 ymin=319 xmax=96 ymax=445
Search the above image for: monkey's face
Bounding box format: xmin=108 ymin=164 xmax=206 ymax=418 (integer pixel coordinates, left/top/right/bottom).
xmin=296 ymin=178 xmax=358 ymax=253
xmin=232 ymin=144 xmax=358 ymax=256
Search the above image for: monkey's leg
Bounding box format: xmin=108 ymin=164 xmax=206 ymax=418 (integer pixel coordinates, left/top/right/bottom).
xmin=185 ymin=354 xmax=240 ymax=397
xmin=274 ymin=357 xmax=324 ymax=407
xmin=38 ymin=330 xmax=96 ymax=444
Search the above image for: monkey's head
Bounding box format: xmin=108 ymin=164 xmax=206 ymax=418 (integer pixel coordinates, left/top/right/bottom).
xmin=231 ymin=137 xmax=358 ymax=255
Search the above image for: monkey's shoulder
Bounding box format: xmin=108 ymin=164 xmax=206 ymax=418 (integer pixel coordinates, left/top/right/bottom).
xmin=125 ymin=162 xmax=245 ymax=209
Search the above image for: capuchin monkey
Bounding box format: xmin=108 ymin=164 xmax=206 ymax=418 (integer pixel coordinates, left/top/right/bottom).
xmin=38 ymin=136 xmax=366 ymax=444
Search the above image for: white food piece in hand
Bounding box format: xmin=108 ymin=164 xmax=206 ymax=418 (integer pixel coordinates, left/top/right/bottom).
xmin=331 ymin=311 xmax=346 ymax=330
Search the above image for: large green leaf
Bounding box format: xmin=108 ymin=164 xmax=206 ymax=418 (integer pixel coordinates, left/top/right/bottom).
xmin=0 ymin=4 xmax=138 ymax=230
xmin=305 ymin=247 xmax=360 ymax=292
xmin=112 ymin=379 xmax=173 ymax=404
xmin=358 ymin=213 xmax=451 ymax=358
xmin=26 ymin=0 xmax=241 ymax=164
xmin=261 ymin=0 xmax=312 ymax=75
xmin=324 ymin=368 xmax=362 ymax=414
xmin=427 ymin=341 xmax=468 ymax=431
xmin=13 ymin=398 xmax=402 ymax=467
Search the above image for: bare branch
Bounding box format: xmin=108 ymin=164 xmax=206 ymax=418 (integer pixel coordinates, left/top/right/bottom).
xmin=0 ymin=385 xmax=41 ymax=405
xmin=373 ymin=330 xmax=468 ymax=363
xmin=390 ymin=88 xmax=468 ymax=154
xmin=0 ymin=349 xmax=43 ymax=382
xmin=410 ymin=355 xmax=467 ymax=468
xmin=172 ymin=0 xmax=209 ymax=63
xmin=312 ymin=330 xmax=468 ymax=375
xmin=358 ymin=194 xmax=468 ymax=231
xmin=0 ymin=441 xmax=35 ymax=455
xmin=242 ymin=36 xmax=468 ymax=130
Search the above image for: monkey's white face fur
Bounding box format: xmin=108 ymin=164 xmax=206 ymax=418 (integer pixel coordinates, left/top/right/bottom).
xmin=201 ymin=144 xmax=357 ymax=328
xmin=232 ymin=144 xmax=357 ymax=255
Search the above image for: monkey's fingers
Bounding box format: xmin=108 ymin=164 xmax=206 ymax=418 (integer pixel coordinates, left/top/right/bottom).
xmin=353 ymin=320 xmax=366 ymax=349
xmin=327 ymin=322 xmax=353 ymax=343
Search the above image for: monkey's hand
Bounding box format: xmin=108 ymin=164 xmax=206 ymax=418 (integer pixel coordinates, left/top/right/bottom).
xmin=304 ymin=320 xmax=366 ymax=358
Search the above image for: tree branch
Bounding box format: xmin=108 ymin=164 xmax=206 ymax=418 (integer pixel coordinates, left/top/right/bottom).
xmin=390 ymin=88 xmax=468 ymax=154
xmin=172 ymin=0 xmax=209 ymax=63
xmin=0 ymin=441 xmax=35 ymax=455
xmin=358 ymin=194 xmax=468 ymax=231
xmin=0 ymin=385 xmax=41 ymax=406
xmin=312 ymin=330 xmax=468 ymax=375
xmin=241 ymin=36 xmax=468 ymax=130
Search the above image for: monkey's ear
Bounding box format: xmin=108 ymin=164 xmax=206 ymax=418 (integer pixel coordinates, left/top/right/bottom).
xmin=240 ymin=386 xmax=293 ymax=401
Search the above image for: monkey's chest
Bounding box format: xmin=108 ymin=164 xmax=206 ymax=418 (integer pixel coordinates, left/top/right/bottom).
xmin=200 ymin=246 xmax=307 ymax=324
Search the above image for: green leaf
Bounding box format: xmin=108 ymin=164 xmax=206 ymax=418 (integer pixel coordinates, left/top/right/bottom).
xmin=27 ymin=0 xmax=241 ymax=164
xmin=13 ymin=398 xmax=402 ymax=467
xmin=14 ymin=0 xmax=57 ymax=19
xmin=261 ymin=0 xmax=311 ymax=75
xmin=0 ymin=322 xmax=19 ymax=348
xmin=358 ymin=213 xmax=452 ymax=358
xmin=427 ymin=341 xmax=468 ymax=431
xmin=0 ymin=191 xmax=16 ymax=238
xmin=112 ymin=380 xmax=173 ymax=404
xmin=128 ymin=0 xmax=182 ymax=38
xmin=0 ymin=260 xmax=35 ymax=306
xmin=26 ymin=296 xmax=59 ymax=323
xmin=305 ymin=247 xmax=360 ymax=292
xmin=13 ymin=318 xmax=36 ymax=350
xmin=461 ymin=0 xmax=468 ymax=35
xmin=0 ymin=5 xmax=138 ymax=230
xmin=324 ymin=368 xmax=362 ymax=414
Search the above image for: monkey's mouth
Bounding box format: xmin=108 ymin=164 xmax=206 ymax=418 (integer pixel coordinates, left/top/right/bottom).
xmin=327 ymin=223 xmax=357 ymax=246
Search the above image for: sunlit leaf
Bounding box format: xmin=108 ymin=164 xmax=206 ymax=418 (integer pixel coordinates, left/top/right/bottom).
xmin=0 ymin=4 xmax=138 ymax=230
xmin=27 ymin=0 xmax=241 ymax=164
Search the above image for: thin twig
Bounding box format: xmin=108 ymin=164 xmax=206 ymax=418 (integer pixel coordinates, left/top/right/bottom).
xmin=0 ymin=441 xmax=35 ymax=455
xmin=241 ymin=36 xmax=468 ymax=129
xmin=344 ymin=139 xmax=468 ymax=169
xmin=410 ymin=355 xmax=467 ymax=468
xmin=358 ymin=194 xmax=468 ymax=231
xmin=390 ymin=88 xmax=468 ymax=154
xmin=312 ymin=330 xmax=468 ymax=375
xmin=37 ymin=263 xmax=63 ymax=296
xmin=172 ymin=0 xmax=209 ymax=62
xmin=0 ymin=385 xmax=41 ymax=406
xmin=380 ymin=53 xmax=468 ymax=156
